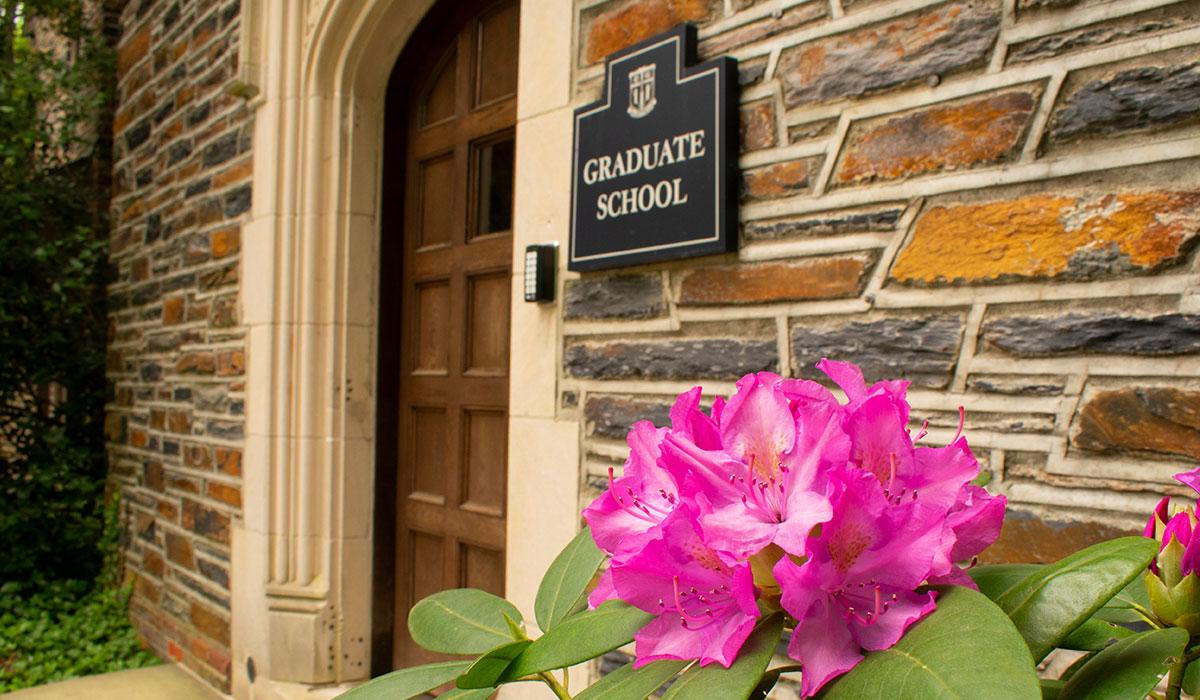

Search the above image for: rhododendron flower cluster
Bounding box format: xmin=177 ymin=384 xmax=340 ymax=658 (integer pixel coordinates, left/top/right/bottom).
xmin=583 ymin=360 xmax=1006 ymax=696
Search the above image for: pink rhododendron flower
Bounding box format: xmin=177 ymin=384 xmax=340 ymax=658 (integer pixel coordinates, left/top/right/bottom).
xmin=611 ymin=506 xmax=760 ymax=668
xmin=583 ymin=360 xmax=1007 ymax=696
xmin=774 ymin=469 xmax=942 ymax=696
xmin=664 ymin=372 xmax=846 ymax=560
xmin=583 ymin=421 xmax=681 ymax=558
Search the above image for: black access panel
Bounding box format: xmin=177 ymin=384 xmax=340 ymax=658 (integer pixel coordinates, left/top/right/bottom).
xmin=569 ymin=25 xmax=738 ymax=271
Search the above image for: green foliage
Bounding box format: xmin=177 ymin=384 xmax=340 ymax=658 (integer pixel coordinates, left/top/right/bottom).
xmin=341 ymin=532 xmax=1190 ymax=700
xmin=990 ymin=537 xmax=1158 ymax=662
xmin=0 ymin=0 xmax=114 ymax=584
xmin=1058 ymin=628 xmax=1188 ymax=700
xmin=0 ymin=498 xmax=159 ymax=692
xmin=534 ymin=525 xmax=605 ymax=632
xmin=818 ymin=587 xmax=1040 ymax=700
xmin=406 ymin=589 xmax=526 ymax=655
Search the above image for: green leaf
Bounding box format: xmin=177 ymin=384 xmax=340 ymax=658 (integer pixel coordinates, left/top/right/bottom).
xmin=1058 ymin=617 xmax=1134 ymax=651
xmin=408 ymin=589 xmax=525 ymax=654
xmin=1183 ymin=656 xmax=1200 ymax=695
xmin=500 ymin=600 xmax=653 ymax=680
xmin=1095 ymin=574 xmax=1153 ymax=624
xmin=819 ymin=586 xmax=1040 ymax=700
xmin=971 ymin=564 xmax=1041 ymax=601
xmin=1058 ymin=627 xmax=1187 ymax=700
xmin=456 ymin=639 xmax=532 ymax=689
xmin=995 ymin=536 xmax=1158 ymax=662
xmin=442 ymin=688 xmax=496 ymax=699
xmin=661 ymin=614 xmax=785 ymax=700
xmin=535 ymin=526 xmax=606 ymax=632
xmin=575 ymin=659 xmax=691 ymax=700
xmin=1040 ymin=679 xmax=1063 ymax=700
xmin=334 ymin=660 xmax=472 ymax=699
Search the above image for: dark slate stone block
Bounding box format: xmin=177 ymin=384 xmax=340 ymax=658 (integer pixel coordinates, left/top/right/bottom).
xmin=203 ymin=131 xmax=240 ymax=167
xmin=136 ymin=167 xmax=154 ymax=188
xmin=130 ymin=281 xmax=161 ymax=306
xmin=125 ymin=119 xmax=152 ymax=150
xmin=564 ymin=274 xmax=664 ymax=320
xmin=167 ymin=140 xmax=192 ymax=166
xmin=224 ymin=184 xmax=252 ymax=217
xmin=584 ymin=395 xmax=673 ymax=439
xmin=185 ymin=178 xmax=212 ymax=198
xmin=982 ymin=313 xmax=1200 ymax=356
xmin=791 ymin=315 xmax=963 ymax=387
xmin=187 ymin=101 xmax=211 ymax=127
xmin=1050 ymin=63 xmax=1200 ymax=142
xmin=140 ymin=361 xmax=163 ymax=382
xmin=565 ymin=339 xmax=777 ymax=381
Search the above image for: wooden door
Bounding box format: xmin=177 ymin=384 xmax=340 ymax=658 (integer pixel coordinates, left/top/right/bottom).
xmin=386 ymin=0 xmax=519 ymax=669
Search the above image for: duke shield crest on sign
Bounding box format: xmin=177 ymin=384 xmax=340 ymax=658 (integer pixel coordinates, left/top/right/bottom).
xmin=627 ymin=64 xmax=656 ymax=118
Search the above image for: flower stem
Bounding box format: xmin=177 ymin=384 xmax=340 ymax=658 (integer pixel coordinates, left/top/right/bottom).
xmin=539 ymin=671 xmax=572 ymax=700
xmin=1166 ymin=658 xmax=1186 ymax=700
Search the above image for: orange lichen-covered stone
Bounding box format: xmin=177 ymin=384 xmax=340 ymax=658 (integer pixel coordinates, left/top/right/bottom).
xmin=742 ymin=158 xmax=820 ymax=200
xmin=584 ymin=0 xmax=720 ymax=64
xmin=835 ymin=90 xmax=1036 ymax=185
xmin=891 ymin=190 xmax=1200 ymax=285
xmin=679 ymin=254 xmax=872 ymax=305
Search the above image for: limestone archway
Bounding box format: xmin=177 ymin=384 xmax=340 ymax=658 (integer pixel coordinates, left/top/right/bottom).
xmin=231 ymin=1 xmax=578 ymax=698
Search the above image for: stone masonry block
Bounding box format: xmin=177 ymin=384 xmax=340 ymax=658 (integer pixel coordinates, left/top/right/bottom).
xmin=982 ymin=313 xmax=1200 ymax=356
xmin=744 ymin=207 xmax=904 ymax=241
xmin=777 ymin=2 xmax=1000 ymax=107
xmin=678 ymin=253 xmax=873 ymax=305
xmin=1074 ymin=387 xmax=1200 ymax=461
xmin=834 ymin=90 xmax=1037 ymax=186
xmin=585 ymin=395 xmax=673 ymax=439
xmin=1049 ymin=62 xmax=1200 ymax=143
xmin=582 ymin=0 xmax=721 ymax=65
xmin=741 ymin=157 xmax=821 ymax=200
xmin=564 ymin=274 xmax=664 ymax=320
xmin=791 ymin=315 xmax=964 ymax=388
xmin=740 ymin=100 xmax=777 ymax=152
xmin=565 ymin=338 xmax=778 ymax=380
xmin=891 ymin=190 xmax=1200 ymax=285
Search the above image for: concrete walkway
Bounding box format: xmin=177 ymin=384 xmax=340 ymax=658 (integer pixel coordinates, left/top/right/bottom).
xmin=6 ymin=664 xmax=219 ymax=699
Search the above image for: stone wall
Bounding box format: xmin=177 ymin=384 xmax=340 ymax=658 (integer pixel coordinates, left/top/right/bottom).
xmin=565 ymin=0 xmax=1200 ymax=570
xmin=106 ymin=0 xmax=247 ymax=692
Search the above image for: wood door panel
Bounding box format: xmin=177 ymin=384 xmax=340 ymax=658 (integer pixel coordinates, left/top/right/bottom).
xmin=385 ymin=0 xmax=518 ymax=671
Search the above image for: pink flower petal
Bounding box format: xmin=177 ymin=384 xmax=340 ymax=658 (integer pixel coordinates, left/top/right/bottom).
xmin=785 ymin=594 xmax=863 ymax=697
xmin=1176 ymin=467 xmax=1200 ymax=497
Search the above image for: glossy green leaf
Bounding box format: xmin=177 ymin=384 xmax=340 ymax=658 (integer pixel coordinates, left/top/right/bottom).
xmin=995 ymin=536 xmax=1157 ymax=662
xmin=661 ymin=614 xmax=785 ymax=700
xmin=408 ymin=588 xmax=524 ymax=655
xmin=535 ymin=526 xmax=606 ymax=632
xmin=501 ymin=600 xmax=654 ymax=680
xmin=334 ymin=660 xmax=472 ymax=699
xmin=456 ymin=639 xmax=532 ymax=689
xmin=1182 ymin=657 xmax=1200 ymax=695
xmin=819 ymin=586 xmax=1040 ymax=700
xmin=442 ymin=688 xmax=496 ymax=700
xmin=575 ymin=659 xmax=690 ymax=700
xmin=971 ymin=564 xmax=1041 ymax=601
xmin=1096 ymin=574 xmax=1154 ymax=624
xmin=1040 ymin=679 xmax=1063 ymax=700
xmin=1058 ymin=627 xmax=1187 ymax=700
xmin=1058 ymin=617 xmax=1134 ymax=651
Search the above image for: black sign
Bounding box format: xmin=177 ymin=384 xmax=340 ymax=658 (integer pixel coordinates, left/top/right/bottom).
xmin=569 ymin=25 xmax=738 ymax=271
